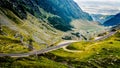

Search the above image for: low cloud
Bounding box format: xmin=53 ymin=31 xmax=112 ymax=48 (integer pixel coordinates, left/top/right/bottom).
xmin=74 ymin=0 xmax=120 ymax=15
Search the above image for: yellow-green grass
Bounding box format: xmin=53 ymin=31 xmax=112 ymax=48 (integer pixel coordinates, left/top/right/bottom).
xmin=0 ymin=30 xmax=120 ymax=67
xmin=48 ymin=30 xmax=120 ymax=67
xmin=0 ymin=25 xmax=41 ymax=53
xmin=0 ymin=7 xmax=63 ymax=53
xmin=0 ymin=56 xmax=68 ymax=68
xmin=0 ymin=35 xmax=43 ymax=53
xmin=66 ymin=41 xmax=93 ymax=50
xmin=51 ymin=32 xmax=120 ymax=60
xmin=12 ymin=57 xmax=67 ymax=68
xmin=0 ymin=8 xmax=61 ymax=53
xmin=1 ymin=7 xmax=120 ymax=67
xmin=0 ymin=35 xmax=28 ymax=53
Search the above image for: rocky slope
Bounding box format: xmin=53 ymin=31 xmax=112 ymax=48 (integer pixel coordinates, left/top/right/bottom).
xmin=0 ymin=0 xmax=92 ymax=31
xmin=0 ymin=0 xmax=105 ymax=53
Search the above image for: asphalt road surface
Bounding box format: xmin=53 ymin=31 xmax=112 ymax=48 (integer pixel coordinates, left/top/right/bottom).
xmin=0 ymin=31 xmax=117 ymax=57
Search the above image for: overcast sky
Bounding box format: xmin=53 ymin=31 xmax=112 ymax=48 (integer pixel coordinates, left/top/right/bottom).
xmin=74 ymin=0 xmax=120 ymax=15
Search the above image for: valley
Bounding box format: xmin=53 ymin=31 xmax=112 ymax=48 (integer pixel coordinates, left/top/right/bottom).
xmin=0 ymin=0 xmax=120 ymax=68
xmin=0 ymin=30 xmax=117 ymax=57
xmin=0 ymin=27 xmax=120 ymax=68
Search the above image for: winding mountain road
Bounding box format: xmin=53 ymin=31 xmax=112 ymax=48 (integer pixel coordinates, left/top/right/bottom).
xmin=0 ymin=31 xmax=117 ymax=57
xmin=63 ymin=31 xmax=117 ymax=52
xmin=93 ymin=31 xmax=116 ymax=41
xmin=0 ymin=40 xmax=78 ymax=57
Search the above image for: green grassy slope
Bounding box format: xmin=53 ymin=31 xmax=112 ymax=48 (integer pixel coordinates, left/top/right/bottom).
xmin=0 ymin=7 xmax=64 ymax=53
xmin=0 ymin=7 xmax=106 ymax=53
xmin=47 ymin=30 xmax=120 ymax=68
xmin=0 ymin=56 xmax=68 ymax=68
xmin=0 ymin=30 xmax=120 ymax=68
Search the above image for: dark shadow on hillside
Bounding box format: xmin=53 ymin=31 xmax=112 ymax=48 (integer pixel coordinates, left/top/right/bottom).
xmin=0 ymin=0 xmax=72 ymax=31
xmin=47 ymin=17 xmax=73 ymax=31
xmin=0 ymin=0 xmax=27 ymax=19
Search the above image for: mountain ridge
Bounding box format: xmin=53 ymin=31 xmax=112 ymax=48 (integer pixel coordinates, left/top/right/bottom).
xmin=0 ymin=0 xmax=105 ymax=53
xmin=91 ymin=14 xmax=114 ymax=24
xmin=0 ymin=0 xmax=93 ymax=31
xmin=103 ymin=13 xmax=120 ymax=26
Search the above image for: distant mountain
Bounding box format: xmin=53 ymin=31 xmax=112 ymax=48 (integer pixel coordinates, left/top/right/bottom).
xmin=0 ymin=0 xmax=92 ymax=31
xmin=91 ymin=14 xmax=114 ymax=24
xmin=103 ymin=13 xmax=120 ymax=26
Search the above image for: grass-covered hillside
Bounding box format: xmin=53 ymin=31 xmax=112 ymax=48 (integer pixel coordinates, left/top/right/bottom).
xmin=0 ymin=0 xmax=93 ymax=31
xmin=0 ymin=29 xmax=120 ymax=68
xmin=0 ymin=0 xmax=106 ymax=53
xmin=0 ymin=0 xmax=115 ymax=67
xmin=0 ymin=7 xmax=64 ymax=53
